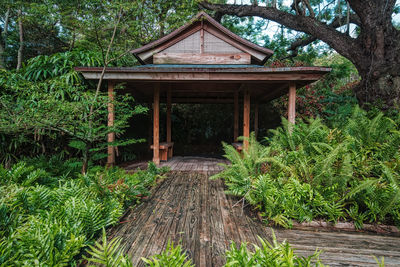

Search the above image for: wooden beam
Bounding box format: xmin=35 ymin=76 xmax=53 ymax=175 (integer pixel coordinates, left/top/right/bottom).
xmin=234 ymin=91 xmax=239 ymax=141
xmin=82 ymin=72 xmax=324 ymax=82
xmin=167 ymin=87 xmax=172 ymax=143
xmin=153 ymin=84 xmax=160 ymax=165
xmin=107 ymin=81 xmax=115 ymax=166
xmin=254 ymin=102 xmax=259 ymax=139
xmin=166 ymin=97 xmax=234 ymax=104
xmin=288 ymin=82 xmax=296 ymax=125
xmin=243 ymin=88 xmax=250 ymax=150
xmin=153 ymin=53 xmax=251 ymax=65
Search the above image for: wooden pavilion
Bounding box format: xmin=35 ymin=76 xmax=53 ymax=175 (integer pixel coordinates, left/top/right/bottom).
xmin=76 ymin=12 xmax=330 ymax=165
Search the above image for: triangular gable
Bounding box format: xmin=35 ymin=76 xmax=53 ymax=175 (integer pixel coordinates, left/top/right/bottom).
xmin=131 ymin=11 xmax=273 ymax=65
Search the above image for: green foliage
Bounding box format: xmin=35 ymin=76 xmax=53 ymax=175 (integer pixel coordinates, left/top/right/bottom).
xmin=0 ymin=157 xmax=166 ymax=265
xmin=216 ymin=107 xmax=400 ymax=228
xmin=85 ymin=228 xmax=133 ymax=267
xmin=0 ymin=67 xmax=147 ymax=169
xmin=224 ymin=232 xmax=324 ymax=267
xmin=141 ymin=241 xmax=194 ymax=267
xmin=22 ymin=49 xmax=103 ymax=83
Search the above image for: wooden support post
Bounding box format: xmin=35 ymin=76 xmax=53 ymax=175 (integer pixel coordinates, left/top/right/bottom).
xmin=254 ymin=102 xmax=259 ymax=139
xmin=243 ymin=88 xmax=250 ymax=150
xmin=107 ymin=81 xmax=115 ymax=166
xmin=153 ymin=84 xmax=160 ymax=165
xmin=234 ymin=91 xmax=239 ymax=142
xmin=167 ymin=88 xmax=172 ymax=143
xmin=288 ymin=82 xmax=296 ymax=125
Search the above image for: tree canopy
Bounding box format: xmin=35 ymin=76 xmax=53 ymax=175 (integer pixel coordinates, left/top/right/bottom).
xmin=201 ymin=0 xmax=400 ymax=109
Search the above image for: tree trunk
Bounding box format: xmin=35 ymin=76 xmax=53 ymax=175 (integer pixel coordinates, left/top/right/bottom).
xmin=355 ymin=59 xmax=400 ymax=109
xmin=81 ymin=143 xmax=90 ymax=174
xmin=0 ymin=7 xmax=10 ymax=69
xmin=17 ymin=9 xmax=23 ymax=70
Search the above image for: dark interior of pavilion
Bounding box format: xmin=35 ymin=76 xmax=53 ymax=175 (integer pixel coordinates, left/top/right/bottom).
xmin=121 ymin=101 xmax=282 ymax=163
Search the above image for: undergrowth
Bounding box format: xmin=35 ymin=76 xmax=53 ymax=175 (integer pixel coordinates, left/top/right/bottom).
xmin=213 ymin=107 xmax=400 ymax=229
xmin=0 ymin=156 xmax=168 ymax=265
xmin=86 ymin=230 xmax=385 ymax=266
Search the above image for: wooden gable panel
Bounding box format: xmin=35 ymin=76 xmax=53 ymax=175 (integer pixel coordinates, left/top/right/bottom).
xmin=204 ymin=31 xmax=242 ymax=53
xmin=163 ymin=31 xmax=200 ymax=54
xmin=131 ymin=12 xmax=274 ymax=65
xmin=153 ymin=53 xmax=251 ymax=64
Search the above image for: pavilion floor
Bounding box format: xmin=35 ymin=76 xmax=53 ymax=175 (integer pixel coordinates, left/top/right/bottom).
xmin=111 ymin=157 xmax=400 ymax=266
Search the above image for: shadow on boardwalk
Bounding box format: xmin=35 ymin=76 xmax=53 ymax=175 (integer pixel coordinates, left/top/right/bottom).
xmin=109 ymin=157 xmax=400 ymax=267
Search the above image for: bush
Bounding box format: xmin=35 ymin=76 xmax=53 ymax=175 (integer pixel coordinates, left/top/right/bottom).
xmin=213 ymin=107 xmax=400 ymax=228
xmin=0 ymin=158 xmax=167 ymax=265
xmin=224 ymin=232 xmax=324 ymax=267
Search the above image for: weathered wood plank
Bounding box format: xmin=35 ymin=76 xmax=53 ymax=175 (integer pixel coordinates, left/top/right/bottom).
xmin=288 ymin=81 xmax=296 ymax=125
xmin=153 ymin=53 xmax=251 ymax=65
xmin=110 ymin=157 xmax=400 ymax=267
xmin=243 ymin=88 xmax=250 ymax=149
xmin=153 ymin=84 xmax=160 ymax=164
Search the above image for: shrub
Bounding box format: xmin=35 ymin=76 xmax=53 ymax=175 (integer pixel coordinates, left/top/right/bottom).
xmin=214 ymin=107 xmax=400 ymax=228
xmin=0 ymin=158 xmax=166 ymax=265
xmin=224 ymin=232 xmax=324 ymax=267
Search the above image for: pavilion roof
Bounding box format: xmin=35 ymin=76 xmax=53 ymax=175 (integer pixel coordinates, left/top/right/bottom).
xmin=131 ymin=12 xmax=274 ymax=65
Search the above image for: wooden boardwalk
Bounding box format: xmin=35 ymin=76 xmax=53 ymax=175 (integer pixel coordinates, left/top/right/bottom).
xmin=112 ymin=157 xmax=400 ymax=266
xmin=159 ymin=156 xmax=229 ymax=173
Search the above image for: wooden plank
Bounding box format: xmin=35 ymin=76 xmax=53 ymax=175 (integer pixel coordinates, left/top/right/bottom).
xmin=126 ymin=173 xmax=182 ymax=266
xmin=199 ymin=169 xmax=212 ymax=266
xmin=182 ymin=172 xmax=201 ymax=264
xmin=108 ymin=159 xmax=400 ymax=267
xmin=243 ymin=88 xmax=250 ymax=150
xmin=167 ymin=88 xmax=172 ymax=143
xmin=288 ymin=81 xmax=296 ymax=125
xmin=107 ymin=81 xmax=115 ymax=166
xmin=153 ymin=84 xmax=160 ymax=165
xmin=209 ymin=178 xmax=227 ymax=266
xmin=83 ymin=72 xmax=326 ymax=82
xmin=234 ymin=91 xmax=239 ymax=142
xmin=153 ymin=53 xmax=251 ymax=65
xmin=137 ymin=173 xmax=188 ymax=266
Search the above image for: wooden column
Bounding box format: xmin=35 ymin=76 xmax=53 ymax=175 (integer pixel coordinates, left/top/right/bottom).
xmin=243 ymin=88 xmax=250 ymax=150
xmin=153 ymin=84 xmax=160 ymax=165
xmin=254 ymin=102 xmax=259 ymax=139
xmin=107 ymin=81 xmax=115 ymax=166
xmin=167 ymin=88 xmax=172 ymax=143
xmin=234 ymin=91 xmax=239 ymax=141
xmin=288 ymin=82 xmax=296 ymax=125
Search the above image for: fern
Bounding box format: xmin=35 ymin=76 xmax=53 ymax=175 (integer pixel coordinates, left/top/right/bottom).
xmin=224 ymin=231 xmax=325 ymax=267
xmin=141 ymin=240 xmax=194 ymax=267
xmin=85 ymin=228 xmax=132 ymax=267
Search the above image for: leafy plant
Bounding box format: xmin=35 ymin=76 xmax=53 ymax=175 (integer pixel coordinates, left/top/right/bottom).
xmin=0 ymin=158 xmax=165 ymax=265
xmin=215 ymin=107 xmax=400 ymax=228
xmin=141 ymin=240 xmax=194 ymax=267
xmin=85 ymin=228 xmax=132 ymax=267
xmin=224 ymin=232 xmax=324 ymax=267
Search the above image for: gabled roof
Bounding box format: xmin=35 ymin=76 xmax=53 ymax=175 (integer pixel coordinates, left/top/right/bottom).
xmin=131 ymin=11 xmax=274 ymax=65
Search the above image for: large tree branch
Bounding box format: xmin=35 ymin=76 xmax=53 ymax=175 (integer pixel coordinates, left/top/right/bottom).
xmin=288 ymin=13 xmax=361 ymax=53
xmin=200 ymin=1 xmax=362 ymax=62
